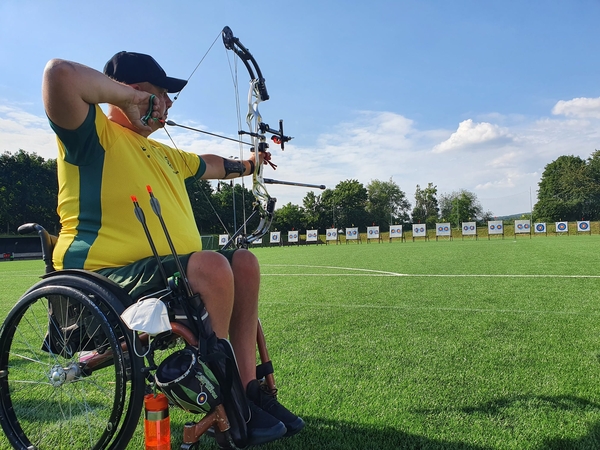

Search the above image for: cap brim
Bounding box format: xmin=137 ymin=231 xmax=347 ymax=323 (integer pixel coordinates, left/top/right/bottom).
xmin=164 ymin=77 xmax=187 ymax=94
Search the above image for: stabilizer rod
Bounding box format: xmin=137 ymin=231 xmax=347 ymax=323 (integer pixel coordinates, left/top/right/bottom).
xmin=263 ymin=178 xmax=326 ymax=190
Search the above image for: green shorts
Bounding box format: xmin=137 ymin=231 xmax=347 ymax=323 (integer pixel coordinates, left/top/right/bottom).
xmin=97 ymin=249 xmax=237 ymax=300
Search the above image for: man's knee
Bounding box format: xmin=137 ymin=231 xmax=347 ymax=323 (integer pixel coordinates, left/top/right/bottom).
xmin=187 ymin=251 xmax=234 ymax=288
xmin=231 ymin=249 xmax=260 ymax=276
xmin=232 ymin=248 xmax=259 ymax=268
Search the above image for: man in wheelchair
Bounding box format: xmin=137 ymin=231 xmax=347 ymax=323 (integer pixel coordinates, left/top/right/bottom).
xmin=41 ymin=51 xmax=303 ymax=445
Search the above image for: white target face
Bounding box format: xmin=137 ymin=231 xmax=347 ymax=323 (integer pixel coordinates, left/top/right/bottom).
xmin=412 ymin=224 xmax=426 ymax=237
xmin=436 ymin=223 xmax=451 ymax=236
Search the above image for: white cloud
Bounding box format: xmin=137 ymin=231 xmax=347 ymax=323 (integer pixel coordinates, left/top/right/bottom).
xmin=0 ymin=105 xmax=56 ymax=159
xmin=432 ymin=119 xmax=513 ymax=153
xmin=2 ymin=99 xmax=600 ymax=217
xmin=318 ymin=111 xmax=415 ymax=149
xmin=552 ymin=97 xmax=600 ymax=119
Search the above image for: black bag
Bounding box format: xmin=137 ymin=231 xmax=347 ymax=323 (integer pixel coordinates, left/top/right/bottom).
xmin=42 ymin=295 xmax=104 ymax=358
xmin=166 ymin=292 xmax=250 ymax=448
xmin=155 ymin=346 xmax=221 ymax=414
xmin=206 ymin=338 xmax=250 ymax=448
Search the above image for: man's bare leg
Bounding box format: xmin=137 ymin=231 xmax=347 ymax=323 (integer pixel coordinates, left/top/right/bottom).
xmin=228 ymin=249 xmax=260 ymax=388
xmin=186 ymin=251 xmax=234 ymax=338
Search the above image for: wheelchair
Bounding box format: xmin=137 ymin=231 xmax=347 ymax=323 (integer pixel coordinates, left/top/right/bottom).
xmin=0 ymin=223 xmax=277 ymax=450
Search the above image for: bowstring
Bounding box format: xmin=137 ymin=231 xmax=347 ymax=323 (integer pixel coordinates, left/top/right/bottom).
xmin=173 ymin=30 xmax=222 ymax=102
xmin=162 ymin=126 xmax=232 ymax=237
xmin=164 ymin=28 xmax=262 ymax=243
xmin=225 ymin=47 xmax=249 ymax=234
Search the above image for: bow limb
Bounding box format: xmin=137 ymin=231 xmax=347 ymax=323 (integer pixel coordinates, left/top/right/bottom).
xmin=165 ymin=26 xmax=297 ymax=249
xmin=222 ymin=28 xmax=280 ymax=248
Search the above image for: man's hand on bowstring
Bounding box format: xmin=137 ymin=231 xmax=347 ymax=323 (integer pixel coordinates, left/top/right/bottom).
xmin=121 ymin=89 xmax=159 ymax=133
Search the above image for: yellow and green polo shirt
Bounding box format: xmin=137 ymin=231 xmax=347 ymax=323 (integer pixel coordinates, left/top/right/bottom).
xmin=50 ymin=104 xmax=206 ymax=271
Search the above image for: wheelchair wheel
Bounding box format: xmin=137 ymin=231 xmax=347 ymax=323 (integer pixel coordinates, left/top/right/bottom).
xmin=0 ymin=284 xmax=140 ymax=450
xmin=23 ymin=272 xmax=146 ymax=449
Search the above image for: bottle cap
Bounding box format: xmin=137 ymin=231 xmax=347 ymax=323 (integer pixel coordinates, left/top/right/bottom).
xmin=144 ymin=393 xmax=169 ymax=412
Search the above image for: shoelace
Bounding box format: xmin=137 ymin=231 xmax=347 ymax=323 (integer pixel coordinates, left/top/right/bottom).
xmin=260 ymin=383 xmax=279 ymax=405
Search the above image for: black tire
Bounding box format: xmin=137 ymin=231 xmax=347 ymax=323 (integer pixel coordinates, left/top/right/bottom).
xmin=21 ymin=273 xmax=146 ymax=449
xmin=0 ymin=284 xmax=139 ymax=449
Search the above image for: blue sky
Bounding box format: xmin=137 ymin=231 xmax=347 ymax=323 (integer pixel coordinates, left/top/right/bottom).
xmin=1 ymin=0 xmax=600 ymax=217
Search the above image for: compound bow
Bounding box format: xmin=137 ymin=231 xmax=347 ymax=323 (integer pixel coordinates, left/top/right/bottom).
xmin=166 ymin=26 xmax=325 ymax=249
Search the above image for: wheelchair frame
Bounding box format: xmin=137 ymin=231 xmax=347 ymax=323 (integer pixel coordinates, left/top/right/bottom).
xmin=0 ymin=223 xmax=276 ymax=450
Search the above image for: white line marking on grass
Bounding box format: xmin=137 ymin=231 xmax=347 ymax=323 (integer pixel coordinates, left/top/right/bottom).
xmin=261 ymin=301 xmax=600 ymax=316
xmin=261 ymin=264 xmax=600 ymax=278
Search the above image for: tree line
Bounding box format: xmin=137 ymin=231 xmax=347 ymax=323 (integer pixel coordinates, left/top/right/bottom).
xmin=532 ymin=150 xmax=600 ymax=222
xmin=2 ymin=149 xmax=599 ymax=236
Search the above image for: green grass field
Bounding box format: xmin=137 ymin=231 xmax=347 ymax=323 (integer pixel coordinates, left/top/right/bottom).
xmin=1 ymin=236 xmax=600 ymax=449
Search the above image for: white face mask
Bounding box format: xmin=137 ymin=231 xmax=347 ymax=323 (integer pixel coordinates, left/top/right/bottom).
xmin=120 ymin=297 xmax=172 ymax=336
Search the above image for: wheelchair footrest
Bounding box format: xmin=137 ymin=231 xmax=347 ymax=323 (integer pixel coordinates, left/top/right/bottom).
xmin=255 ymin=361 xmax=274 ymax=380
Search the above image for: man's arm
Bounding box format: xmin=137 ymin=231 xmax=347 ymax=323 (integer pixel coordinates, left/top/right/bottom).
xmin=42 ymin=59 xmax=155 ymax=131
xmin=200 ymin=153 xmax=263 ymax=180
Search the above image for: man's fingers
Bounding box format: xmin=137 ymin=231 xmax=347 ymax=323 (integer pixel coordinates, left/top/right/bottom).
xmin=141 ymin=94 xmax=156 ymax=126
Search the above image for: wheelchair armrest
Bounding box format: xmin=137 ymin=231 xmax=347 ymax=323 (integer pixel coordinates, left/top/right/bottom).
xmin=18 ymin=223 xmax=57 ymax=274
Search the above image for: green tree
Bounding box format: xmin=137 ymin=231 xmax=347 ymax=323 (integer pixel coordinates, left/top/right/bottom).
xmin=186 ymin=179 xmax=219 ymax=233
xmin=439 ymin=189 xmax=487 ymax=227
xmin=0 ymin=150 xmax=59 ymax=234
xmin=412 ymin=183 xmax=439 ymax=227
xmin=272 ymin=202 xmax=305 ymax=231
xmin=366 ymin=178 xmax=411 ymax=227
xmin=209 ymin=181 xmax=256 ymax=235
xmin=319 ymin=189 xmax=337 ymax=230
xmin=323 ymin=180 xmax=368 ymax=230
xmin=585 ymin=150 xmax=600 ymax=219
xmin=302 ymin=189 xmax=332 ymax=230
xmin=533 ymin=152 xmax=600 ymax=221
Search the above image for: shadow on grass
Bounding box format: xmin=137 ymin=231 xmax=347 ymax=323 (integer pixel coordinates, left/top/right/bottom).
xmin=414 ymin=394 xmax=600 ymax=450
xmin=456 ymin=394 xmax=600 ymax=416
xmin=166 ymin=397 xmax=600 ymax=449
xmin=540 ymin=420 xmax=600 ymax=449
xmin=259 ymin=416 xmax=492 ymax=450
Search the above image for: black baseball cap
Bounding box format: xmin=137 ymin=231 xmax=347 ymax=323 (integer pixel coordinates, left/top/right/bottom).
xmin=103 ymin=51 xmax=187 ymax=93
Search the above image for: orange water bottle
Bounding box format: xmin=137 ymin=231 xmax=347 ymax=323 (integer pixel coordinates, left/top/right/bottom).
xmin=144 ymin=393 xmax=171 ymax=450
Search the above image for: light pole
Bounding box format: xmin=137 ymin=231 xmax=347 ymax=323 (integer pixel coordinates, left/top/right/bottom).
xmin=229 ymin=156 xmax=238 ymax=232
xmin=332 ymin=200 xmax=335 ymax=228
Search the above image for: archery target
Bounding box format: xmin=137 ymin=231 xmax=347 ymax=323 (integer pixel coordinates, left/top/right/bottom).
xmin=462 ymin=222 xmax=476 ymax=235
xmin=436 ymin=223 xmax=451 ymax=236
xmin=412 ymin=224 xmax=426 ymax=237
xmin=306 ymin=230 xmax=318 ymax=242
xmin=555 ymin=222 xmax=568 ymax=233
xmin=389 ymin=225 xmax=403 ymax=236
xmin=367 ymin=226 xmax=380 ymax=237
xmin=488 ymin=220 xmax=503 ymax=235
xmin=219 ymin=234 xmax=229 ymax=245
xmin=514 ymin=220 xmax=530 ymax=233
xmin=326 ymin=228 xmax=338 ymax=240
xmin=577 ymin=221 xmax=590 ymax=232
xmin=346 ymin=227 xmax=359 ymax=240
xmin=288 ymin=231 xmax=299 ymax=242
xmin=270 ymin=231 xmax=280 ymax=243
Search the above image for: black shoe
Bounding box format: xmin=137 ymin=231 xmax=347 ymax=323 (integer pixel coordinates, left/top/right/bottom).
xmin=246 ymin=379 xmax=305 ymax=437
xmin=246 ymin=401 xmax=287 ymax=446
